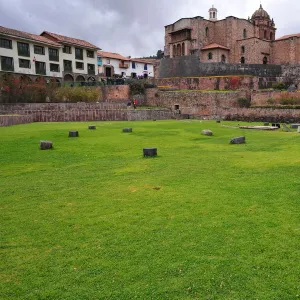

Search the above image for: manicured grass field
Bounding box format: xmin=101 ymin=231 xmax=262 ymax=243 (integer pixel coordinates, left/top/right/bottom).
xmin=0 ymin=120 xmax=299 ymax=299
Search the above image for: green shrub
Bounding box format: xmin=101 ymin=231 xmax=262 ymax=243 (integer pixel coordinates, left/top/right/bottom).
xmin=272 ymin=82 xmax=286 ymax=90
xmin=55 ymin=87 xmax=102 ymax=103
xmin=237 ymin=97 xmax=251 ymax=108
xmin=266 ymin=98 xmax=275 ymax=104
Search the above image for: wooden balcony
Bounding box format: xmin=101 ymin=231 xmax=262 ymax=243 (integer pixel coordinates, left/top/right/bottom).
xmin=119 ymin=63 xmax=129 ymax=68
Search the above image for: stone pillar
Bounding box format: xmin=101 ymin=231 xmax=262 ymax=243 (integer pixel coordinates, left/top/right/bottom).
xmin=170 ymin=44 xmax=173 ymax=58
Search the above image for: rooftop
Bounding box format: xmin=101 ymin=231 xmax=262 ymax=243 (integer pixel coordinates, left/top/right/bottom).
xmin=201 ymin=43 xmax=230 ymax=51
xmin=41 ymin=31 xmax=99 ymax=50
xmin=276 ymin=33 xmax=300 ymax=41
xmin=0 ymin=26 xmax=61 ymax=47
xmin=98 ymin=51 xmax=130 ymax=61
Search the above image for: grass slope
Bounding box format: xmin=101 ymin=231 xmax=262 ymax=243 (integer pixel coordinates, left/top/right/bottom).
xmin=0 ymin=120 xmax=299 ymax=299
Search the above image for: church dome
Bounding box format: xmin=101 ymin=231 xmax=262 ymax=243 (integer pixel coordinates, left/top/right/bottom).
xmin=251 ymin=4 xmax=270 ymax=19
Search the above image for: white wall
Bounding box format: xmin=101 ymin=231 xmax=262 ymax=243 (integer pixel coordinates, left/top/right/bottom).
xmin=0 ymin=37 xmax=98 ymax=79
xmin=98 ymin=56 xmax=154 ymax=78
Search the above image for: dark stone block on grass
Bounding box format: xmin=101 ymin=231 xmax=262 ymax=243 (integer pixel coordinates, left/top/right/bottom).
xmin=123 ymin=128 xmax=132 ymax=133
xmin=88 ymin=125 xmax=96 ymax=130
xmin=69 ymin=131 xmax=79 ymax=137
xmin=230 ymin=136 xmax=246 ymax=144
xmin=264 ymin=122 xmax=269 ymax=126
xmin=202 ymin=130 xmax=213 ymax=136
xmin=143 ymin=148 xmax=157 ymax=157
xmin=216 ymin=120 xmax=221 ymax=123
xmin=40 ymin=140 xmax=53 ymax=150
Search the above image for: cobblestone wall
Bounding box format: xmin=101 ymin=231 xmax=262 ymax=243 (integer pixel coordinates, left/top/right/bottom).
xmin=0 ymin=115 xmax=34 ymax=127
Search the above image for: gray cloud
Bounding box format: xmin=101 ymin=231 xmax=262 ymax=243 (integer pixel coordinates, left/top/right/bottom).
xmin=0 ymin=0 xmax=299 ymax=57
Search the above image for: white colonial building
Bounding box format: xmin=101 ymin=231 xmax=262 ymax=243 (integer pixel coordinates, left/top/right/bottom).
xmin=98 ymin=51 xmax=155 ymax=79
xmin=0 ymin=26 xmax=99 ymax=84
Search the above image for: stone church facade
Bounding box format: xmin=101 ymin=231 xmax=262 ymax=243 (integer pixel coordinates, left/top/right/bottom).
xmin=164 ymin=5 xmax=300 ymax=65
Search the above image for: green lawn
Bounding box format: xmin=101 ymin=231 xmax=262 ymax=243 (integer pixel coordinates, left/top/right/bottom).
xmin=0 ymin=120 xmax=299 ymax=299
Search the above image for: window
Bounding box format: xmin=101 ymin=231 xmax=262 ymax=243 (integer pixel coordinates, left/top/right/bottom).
xmin=63 ymin=46 xmax=72 ymax=54
xmin=144 ymin=64 xmax=148 ymax=71
xmin=64 ymin=60 xmax=72 ymax=72
xmin=49 ymin=48 xmax=59 ymax=61
xmin=34 ymin=45 xmax=45 ymax=55
xmin=241 ymin=57 xmax=245 ymax=64
xmin=182 ymin=43 xmax=185 ymax=56
xmin=75 ymin=48 xmax=83 ymax=60
xmin=107 ymin=58 xmax=111 ymax=64
xmin=243 ymin=29 xmax=247 ymax=39
xmin=213 ymin=12 xmax=216 ymax=18
xmin=132 ymin=62 xmax=136 ymax=69
xmin=87 ymin=50 xmax=94 ymax=58
xmin=264 ymin=30 xmax=267 ymax=39
xmin=263 ymin=56 xmax=268 ymax=64
xmin=1 ymin=56 xmax=14 ymax=71
xmin=97 ymin=57 xmax=102 ymax=66
xmin=88 ymin=64 xmax=95 ymax=75
xmin=221 ymin=55 xmax=226 ymax=63
xmin=35 ymin=61 xmax=46 ymax=75
xmin=241 ymin=46 xmax=245 ymax=53
xmin=19 ymin=59 xmax=30 ymax=68
xmin=270 ymin=32 xmax=273 ymax=41
xmin=17 ymin=42 xmax=30 ymax=57
xmin=205 ymin=27 xmax=209 ymax=37
xmin=208 ymin=52 xmax=213 ymax=60
xmin=76 ymin=62 xmax=84 ymax=69
xmin=50 ymin=63 xmax=59 ymax=72
xmin=0 ymin=38 xmax=12 ymax=49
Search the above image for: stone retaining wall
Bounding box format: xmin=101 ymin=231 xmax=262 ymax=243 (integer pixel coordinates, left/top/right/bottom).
xmin=220 ymin=107 xmax=300 ymax=122
xmin=0 ymin=103 xmax=172 ymax=122
xmin=0 ymin=115 xmax=34 ymax=127
xmin=251 ymin=91 xmax=300 ymax=106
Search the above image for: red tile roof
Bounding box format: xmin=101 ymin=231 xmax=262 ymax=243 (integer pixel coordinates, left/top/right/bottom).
xmin=41 ymin=31 xmax=99 ymax=49
xmin=0 ymin=26 xmax=61 ymax=47
xmin=130 ymin=58 xmax=157 ymax=64
xmin=276 ymin=33 xmax=300 ymax=41
xmin=98 ymin=51 xmax=131 ymax=61
xmin=201 ymin=43 xmax=230 ymax=51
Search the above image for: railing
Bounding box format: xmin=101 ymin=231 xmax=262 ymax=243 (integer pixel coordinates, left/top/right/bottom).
xmin=18 ymin=49 xmax=30 ymax=57
xmin=49 ymin=55 xmax=59 ymax=62
xmin=36 ymin=67 xmax=46 ymax=75
xmin=119 ymin=63 xmax=129 ymax=68
xmin=1 ymin=64 xmax=14 ymax=71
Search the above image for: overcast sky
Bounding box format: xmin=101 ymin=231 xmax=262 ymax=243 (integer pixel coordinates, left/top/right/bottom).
xmin=0 ymin=0 xmax=299 ymax=57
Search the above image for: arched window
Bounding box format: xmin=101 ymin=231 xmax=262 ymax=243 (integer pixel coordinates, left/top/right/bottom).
xmin=241 ymin=57 xmax=245 ymax=64
xmin=182 ymin=43 xmax=185 ymax=56
xmin=173 ymin=45 xmax=176 ymax=57
xmin=241 ymin=46 xmax=245 ymax=53
xmin=177 ymin=44 xmax=181 ymax=56
xmin=270 ymin=32 xmax=273 ymax=40
xmin=243 ymin=29 xmax=247 ymax=39
xmin=205 ymin=27 xmax=209 ymax=37
xmin=213 ymin=12 xmax=216 ymax=18
xmin=263 ymin=56 xmax=268 ymax=64
xmin=221 ymin=55 xmax=226 ymax=63
xmin=264 ymin=30 xmax=267 ymax=39
xmin=208 ymin=52 xmax=213 ymax=60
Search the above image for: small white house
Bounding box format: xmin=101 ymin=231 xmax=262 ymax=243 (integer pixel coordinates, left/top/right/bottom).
xmin=98 ymin=51 xmax=154 ymax=79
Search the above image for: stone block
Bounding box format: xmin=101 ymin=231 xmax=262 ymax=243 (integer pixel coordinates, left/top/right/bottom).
xmin=230 ymin=136 xmax=246 ymax=144
xmin=291 ymin=124 xmax=300 ymax=129
xmin=69 ymin=131 xmax=79 ymax=137
xmin=143 ymin=148 xmax=157 ymax=157
xmin=202 ymin=130 xmax=213 ymax=136
xmin=88 ymin=125 xmax=96 ymax=130
xmin=264 ymin=122 xmax=270 ymax=126
xmin=272 ymin=123 xmax=281 ymax=128
xmin=40 ymin=140 xmax=53 ymax=150
xmin=123 ymin=128 xmax=132 ymax=133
